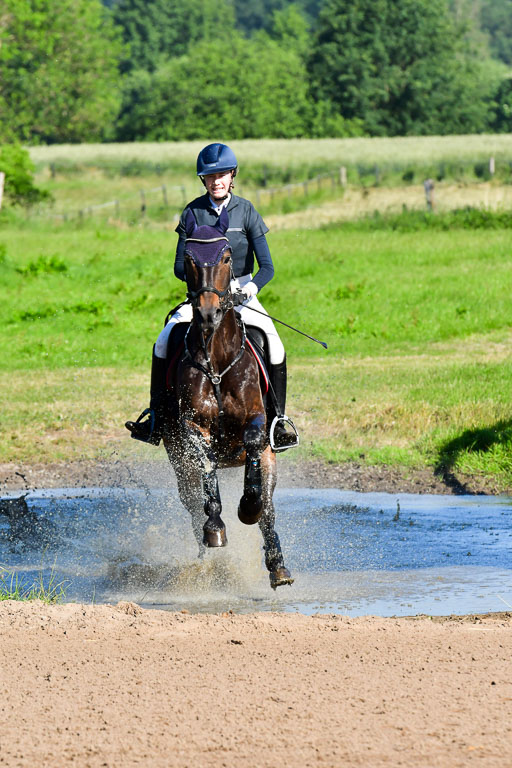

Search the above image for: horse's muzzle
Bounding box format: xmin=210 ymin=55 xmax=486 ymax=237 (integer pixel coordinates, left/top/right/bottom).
xmin=197 ymin=305 xmax=223 ymax=333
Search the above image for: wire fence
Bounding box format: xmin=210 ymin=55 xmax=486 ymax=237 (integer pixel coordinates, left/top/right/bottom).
xmin=28 ymin=156 xmax=504 ymax=223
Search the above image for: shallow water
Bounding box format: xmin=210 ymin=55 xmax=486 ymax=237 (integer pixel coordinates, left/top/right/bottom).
xmin=0 ymin=483 xmax=510 ymax=616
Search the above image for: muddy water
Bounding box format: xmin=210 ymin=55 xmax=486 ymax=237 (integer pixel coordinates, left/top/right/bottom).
xmin=1 ymin=481 xmax=510 ymax=616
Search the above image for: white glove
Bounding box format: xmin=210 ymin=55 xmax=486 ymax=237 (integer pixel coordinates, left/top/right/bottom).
xmin=231 ymin=280 xmax=258 ymax=304
xmin=241 ymin=281 xmax=258 ymax=299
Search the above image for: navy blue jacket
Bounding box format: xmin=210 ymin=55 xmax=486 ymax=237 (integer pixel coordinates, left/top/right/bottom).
xmin=174 ymin=193 xmax=274 ymax=291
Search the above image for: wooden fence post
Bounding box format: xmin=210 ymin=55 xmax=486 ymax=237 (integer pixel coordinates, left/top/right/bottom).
xmin=339 ymin=166 xmax=347 ymax=186
xmin=423 ymin=179 xmax=435 ymax=211
xmin=489 ymin=157 xmax=495 ymax=176
xmin=139 ymin=190 xmax=146 ymax=216
xmin=162 ymin=185 xmax=168 ymax=206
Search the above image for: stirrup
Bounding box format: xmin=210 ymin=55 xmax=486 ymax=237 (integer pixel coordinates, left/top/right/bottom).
xmin=125 ymin=408 xmax=161 ymax=446
xmin=269 ymin=415 xmax=299 ymax=452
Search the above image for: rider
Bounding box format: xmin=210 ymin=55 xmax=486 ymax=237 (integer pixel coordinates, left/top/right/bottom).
xmin=125 ymin=142 xmax=297 ymax=450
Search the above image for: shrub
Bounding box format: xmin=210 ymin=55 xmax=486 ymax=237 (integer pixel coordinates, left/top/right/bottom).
xmin=0 ymin=145 xmax=51 ymax=207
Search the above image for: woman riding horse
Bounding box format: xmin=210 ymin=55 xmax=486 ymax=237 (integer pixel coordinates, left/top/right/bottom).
xmin=125 ymin=142 xmax=298 ymax=451
xmin=127 ymin=203 xmax=294 ymax=589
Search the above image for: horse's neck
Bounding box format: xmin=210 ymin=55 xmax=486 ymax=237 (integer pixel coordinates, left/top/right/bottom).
xmin=211 ymin=310 xmax=242 ymax=365
xmin=191 ymin=309 xmax=242 ymax=367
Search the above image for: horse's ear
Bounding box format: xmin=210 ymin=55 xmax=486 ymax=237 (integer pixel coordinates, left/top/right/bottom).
xmin=184 ymin=209 xmax=197 ymax=237
xmin=216 ymin=207 xmax=229 ymax=235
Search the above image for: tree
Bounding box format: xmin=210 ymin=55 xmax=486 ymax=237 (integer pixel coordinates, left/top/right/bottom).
xmin=115 ymin=31 xmax=313 ymax=141
xmin=0 ymin=0 xmax=123 ymax=144
xmin=309 ymin=0 xmax=492 ymax=136
xmin=488 ymin=75 xmax=512 ymax=132
xmin=111 ymin=0 xmax=236 ymax=73
xmin=232 ymin=0 xmax=322 ymax=34
xmin=480 ymin=0 xmax=512 ymax=65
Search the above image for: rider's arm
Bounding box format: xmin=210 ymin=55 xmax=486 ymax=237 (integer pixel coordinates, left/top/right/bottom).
xmin=247 ymin=234 xmax=274 ymax=294
xmin=174 ymin=234 xmax=186 ymax=281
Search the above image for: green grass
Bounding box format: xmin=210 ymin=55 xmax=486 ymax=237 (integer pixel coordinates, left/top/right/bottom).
xmin=0 ymin=564 xmax=68 ymax=603
xmin=1 ymin=208 xmax=512 ymax=487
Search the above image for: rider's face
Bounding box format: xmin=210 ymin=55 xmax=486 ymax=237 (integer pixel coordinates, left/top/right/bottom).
xmin=203 ymin=171 xmax=234 ymax=200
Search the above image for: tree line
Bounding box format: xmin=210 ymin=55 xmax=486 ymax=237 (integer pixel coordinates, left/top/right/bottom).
xmin=1 ymin=0 xmax=511 ymax=145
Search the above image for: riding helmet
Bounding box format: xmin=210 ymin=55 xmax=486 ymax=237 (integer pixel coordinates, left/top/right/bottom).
xmin=196 ymin=143 xmax=238 ymax=177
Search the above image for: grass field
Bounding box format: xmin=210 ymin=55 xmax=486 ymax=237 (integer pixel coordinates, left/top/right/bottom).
xmin=1 ymin=205 xmax=512 ymax=487
xmin=28 ymin=134 xmax=512 ymax=173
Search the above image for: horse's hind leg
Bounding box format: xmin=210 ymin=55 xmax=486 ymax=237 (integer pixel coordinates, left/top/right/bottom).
xmin=257 ymin=446 xmax=294 ymax=590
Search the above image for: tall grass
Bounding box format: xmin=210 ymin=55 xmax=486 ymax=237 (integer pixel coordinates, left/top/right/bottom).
xmin=28 ymin=135 xmax=512 ymax=173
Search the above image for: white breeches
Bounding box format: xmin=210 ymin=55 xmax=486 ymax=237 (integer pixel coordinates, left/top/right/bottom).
xmin=154 ymin=275 xmax=285 ymax=364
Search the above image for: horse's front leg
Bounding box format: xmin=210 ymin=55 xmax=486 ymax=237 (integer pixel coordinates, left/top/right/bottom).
xmin=238 ymin=414 xmax=266 ymax=526
xmin=257 ymin=446 xmax=294 ymax=590
xmin=202 ymin=464 xmax=226 ymax=547
xmin=183 ymin=421 xmax=227 ymax=548
xmin=171 ymin=455 xmax=207 ymax=558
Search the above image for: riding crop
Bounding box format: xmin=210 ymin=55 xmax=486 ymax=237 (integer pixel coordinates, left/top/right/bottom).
xmin=239 ymin=302 xmax=328 ymax=349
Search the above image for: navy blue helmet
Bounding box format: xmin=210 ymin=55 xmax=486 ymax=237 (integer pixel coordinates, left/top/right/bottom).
xmin=196 ymin=143 xmax=238 ymax=177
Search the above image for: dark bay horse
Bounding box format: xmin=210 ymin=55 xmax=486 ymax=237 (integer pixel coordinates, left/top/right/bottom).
xmin=162 ymin=208 xmax=293 ymax=590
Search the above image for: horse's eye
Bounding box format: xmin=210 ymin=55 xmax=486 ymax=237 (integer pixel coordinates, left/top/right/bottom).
xmin=223 ymin=255 xmax=231 ymax=264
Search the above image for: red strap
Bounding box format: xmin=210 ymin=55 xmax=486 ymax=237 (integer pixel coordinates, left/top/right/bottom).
xmin=246 ymin=338 xmax=269 ymax=394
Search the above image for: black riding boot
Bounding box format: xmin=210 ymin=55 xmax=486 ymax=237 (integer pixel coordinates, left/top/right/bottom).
xmin=269 ymin=357 xmax=299 ymax=451
xmin=125 ymin=348 xmax=167 ymax=446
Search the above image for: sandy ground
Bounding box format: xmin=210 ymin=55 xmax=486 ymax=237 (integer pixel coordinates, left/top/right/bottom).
xmin=0 ymin=601 xmax=511 ymax=768
xmin=1 ymin=460 xmax=511 ymax=766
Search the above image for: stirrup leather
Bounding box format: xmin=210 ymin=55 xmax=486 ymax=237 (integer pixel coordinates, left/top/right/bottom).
xmin=269 ymin=415 xmax=299 ymax=452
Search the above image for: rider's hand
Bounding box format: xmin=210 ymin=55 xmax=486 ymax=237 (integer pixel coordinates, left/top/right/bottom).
xmin=232 ymin=281 xmax=258 ymax=307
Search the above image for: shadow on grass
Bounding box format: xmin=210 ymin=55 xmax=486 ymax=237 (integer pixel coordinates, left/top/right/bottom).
xmin=434 ymin=419 xmax=512 ymax=494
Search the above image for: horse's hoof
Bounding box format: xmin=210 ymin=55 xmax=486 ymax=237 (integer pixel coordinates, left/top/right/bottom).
xmin=237 ymin=496 xmax=263 ymax=526
xmin=269 ymin=567 xmax=294 ymax=590
xmin=203 ymin=519 xmax=227 ymax=548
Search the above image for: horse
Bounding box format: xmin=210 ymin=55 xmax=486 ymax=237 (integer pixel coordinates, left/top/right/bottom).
xmin=161 ymin=208 xmax=294 ymax=590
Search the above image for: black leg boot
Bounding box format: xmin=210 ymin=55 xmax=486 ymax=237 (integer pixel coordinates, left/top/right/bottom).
xmin=125 ymin=347 xmax=168 ymax=446
xmin=269 ymin=356 xmax=299 ymax=451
